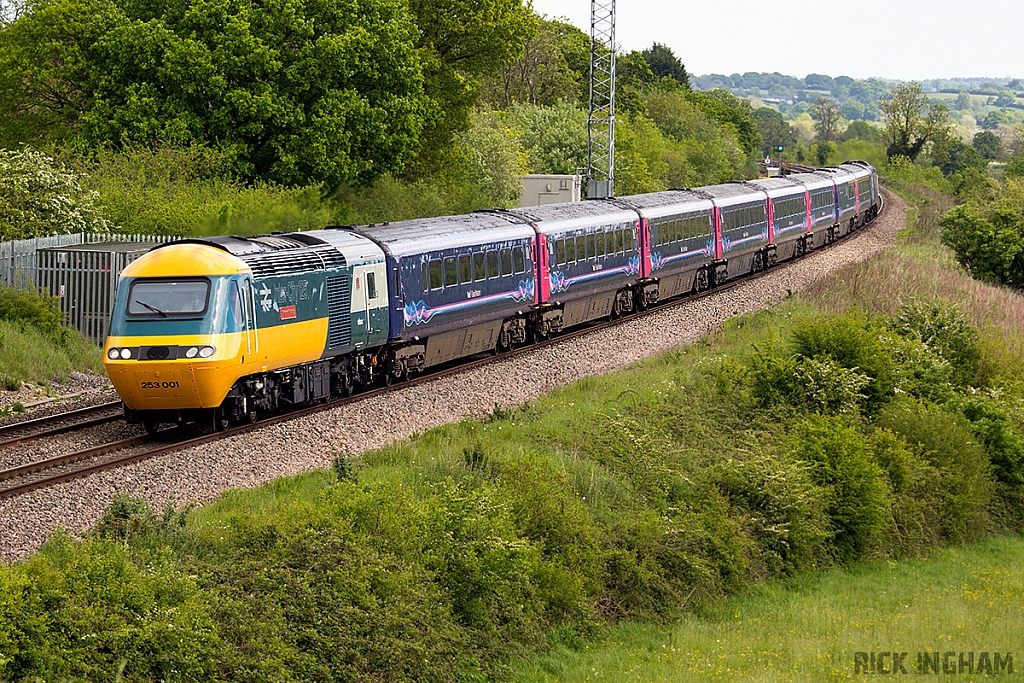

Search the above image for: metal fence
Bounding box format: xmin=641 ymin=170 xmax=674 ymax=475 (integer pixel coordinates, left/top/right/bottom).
xmin=1 ymin=233 xmax=171 ymax=344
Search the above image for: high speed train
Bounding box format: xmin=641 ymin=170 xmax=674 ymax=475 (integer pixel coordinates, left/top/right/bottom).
xmin=103 ymin=162 xmax=880 ymax=432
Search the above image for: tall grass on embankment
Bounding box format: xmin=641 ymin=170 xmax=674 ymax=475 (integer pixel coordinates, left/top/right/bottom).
xmin=1 ymin=183 xmax=1023 ymax=682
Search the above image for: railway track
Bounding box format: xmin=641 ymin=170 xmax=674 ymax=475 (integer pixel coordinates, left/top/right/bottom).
xmin=0 ymin=197 xmax=885 ymax=501
xmin=0 ymin=401 xmax=123 ymax=449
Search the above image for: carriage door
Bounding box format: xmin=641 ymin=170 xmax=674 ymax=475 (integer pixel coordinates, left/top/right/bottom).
xmin=351 ymin=267 xmax=369 ymax=348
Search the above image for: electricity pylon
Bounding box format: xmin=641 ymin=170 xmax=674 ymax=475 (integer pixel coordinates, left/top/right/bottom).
xmin=587 ymin=0 xmax=615 ymax=198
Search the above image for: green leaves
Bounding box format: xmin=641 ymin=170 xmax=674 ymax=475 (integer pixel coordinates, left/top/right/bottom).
xmin=1 ymin=0 xmax=432 ymax=188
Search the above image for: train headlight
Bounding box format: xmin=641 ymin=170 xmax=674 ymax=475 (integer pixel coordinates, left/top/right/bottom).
xmin=185 ymin=347 xmax=199 ymax=358
xmin=108 ymin=348 xmax=119 ymax=360
xmin=119 ymin=348 xmax=132 ymax=359
xmin=198 ymin=346 xmax=216 ymax=358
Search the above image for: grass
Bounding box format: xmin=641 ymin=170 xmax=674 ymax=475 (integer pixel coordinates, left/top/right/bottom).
xmin=509 ymin=536 xmax=1024 ymax=683
xmin=0 ymin=318 xmax=104 ymax=392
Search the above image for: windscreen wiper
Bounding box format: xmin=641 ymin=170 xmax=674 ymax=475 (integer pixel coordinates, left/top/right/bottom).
xmin=135 ymin=300 xmax=167 ymax=317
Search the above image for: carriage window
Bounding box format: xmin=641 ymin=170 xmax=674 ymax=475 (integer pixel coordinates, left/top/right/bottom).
xmin=586 ymin=234 xmax=596 ymax=259
xmin=458 ymin=254 xmax=471 ymax=284
xmin=513 ymin=246 xmax=525 ymax=273
xmin=575 ymin=236 xmax=586 ymax=261
xmin=473 ymin=252 xmax=486 ymax=281
xmin=597 ymin=231 xmax=606 ymax=256
xmin=421 ymin=262 xmax=428 ymax=292
xmin=674 ymin=220 xmax=682 ymax=242
xmin=565 ymin=237 xmax=576 ymax=263
xmin=613 ymin=229 xmax=622 ymax=253
xmin=555 ymin=239 xmax=566 ymax=265
xmin=429 ymin=259 xmax=443 ymax=290
xmin=500 ymin=248 xmax=512 ymax=276
xmin=367 ymin=272 xmax=377 ymax=300
xmin=486 ymin=250 xmax=499 ymax=278
xmin=625 ymin=227 xmax=635 ymax=251
xmin=444 ymin=257 xmax=458 ymax=287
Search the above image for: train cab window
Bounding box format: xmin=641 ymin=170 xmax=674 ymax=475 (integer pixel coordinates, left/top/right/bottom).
xmin=513 ymin=246 xmax=525 ymax=273
xmin=128 ymin=278 xmax=210 ymax=317
xmin=228 ymin=280 xmax=244 ymax=327
xmin=444 ymin=257 xmax=457 ymax=287
xmin=473 ymin=252 xmax=486 ymax=281
xmin=555 ymin=239 xmax=566 ymax=265
xmin=428 ymin=260 xmax=442 ymax=290
xmin=367 ymin=272 xmax=377 ymax=300
xmin=458 ymin=254 xmax=471 ymax=284
xmin=486 ymin=250 xmax=499 ymax=279
xmin=500 ymin=248 xmax=512 ymax=276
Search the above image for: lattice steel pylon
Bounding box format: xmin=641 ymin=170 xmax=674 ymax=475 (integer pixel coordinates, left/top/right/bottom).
xmin=587 ymin=0 xmax=616 ymax=198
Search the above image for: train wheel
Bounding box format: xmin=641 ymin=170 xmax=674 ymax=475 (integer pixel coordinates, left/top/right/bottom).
xmin=212 ymin=409 xmax=230 ymax=432
xmin=142 ymin=418 xmax=160 ymax=435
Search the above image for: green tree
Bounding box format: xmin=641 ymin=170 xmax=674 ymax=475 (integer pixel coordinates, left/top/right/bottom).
xmin=640 ymin=42 xmax=689 ymax=89
xmin=939 ymin=181 xmax=1024 ymax=289
xmin=0 ymin=0 xmax=432 ymax=190
xmin=479 ymin=18 xmax=589 ymax=109
xmin=809 ymin=97 xmax=841 ymax=142
xmin=0 ymin=147 xmax=110 ymax=240
xmin=1006 ymin=154 xmax=1024 ymax=179
xmin=511 ymin=101 xmax=588 ymax=175
xmin=687 ymin=89 xmax=761 ymax=160
xmin=751 ymin=107 xmax=796 ymax=157
xmin=879 ymin=82 xmax=951 ymax=160
xmin=972 ymin=131 xmax=1003 ymax=160
xmin=955 ymin=91 xmax=973 ymax=111
xmin=408 ymin=0 xmax=536 ymax=174
xmin=842 ymin=120 xmax=877 ymax=143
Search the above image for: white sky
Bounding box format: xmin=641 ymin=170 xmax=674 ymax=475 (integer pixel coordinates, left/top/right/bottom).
xmin=528 ymin=0 xmax=1023 ymax=81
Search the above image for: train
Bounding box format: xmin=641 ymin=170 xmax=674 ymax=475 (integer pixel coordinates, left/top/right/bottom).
xmin=103 ymin=161 xmax=881 ymax=433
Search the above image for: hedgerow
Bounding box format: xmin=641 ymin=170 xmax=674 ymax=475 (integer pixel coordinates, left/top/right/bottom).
xmin=0 ymin=304 xmax=1021 ymax=681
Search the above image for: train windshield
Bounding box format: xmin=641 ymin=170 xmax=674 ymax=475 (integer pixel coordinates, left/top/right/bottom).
xmin=127 ymin=278 xmax=210 ymax=317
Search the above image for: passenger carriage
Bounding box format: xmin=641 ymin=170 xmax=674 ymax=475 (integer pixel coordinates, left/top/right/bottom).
xmin=619 ymin=190 xmax=716 ymax=299
xmin=354 ymin=213 xmax=537 ymax=380
xmin=506 ymin=201 xmax=644 ymax=335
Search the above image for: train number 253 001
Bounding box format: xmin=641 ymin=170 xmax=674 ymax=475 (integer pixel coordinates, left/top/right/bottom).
xmin=141 ymin=381 xmax=180 ymax=389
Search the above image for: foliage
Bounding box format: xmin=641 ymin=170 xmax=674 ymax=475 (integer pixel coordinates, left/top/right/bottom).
xmin=478 ymin=18 xmax=589 ymax=109
xmin=880 ymin=83 xmax=952 ymax=160
xmin=0 ymin=0 xmax=431 ymax=190
xmin=973 ymin=131 xmax=1004 ymax=160
xmin=406 ymin=0 xmax=535 ymax=176
xmin=939 ymin=180 xmax=1024 ymax=289
xmin=0 ymin=283 xmax=68 ymax=341
xmin=842 ymin=120 xmax=878 ymax=143
xmin=511 ymin=101 xmax=588 ymax=176
xmin=686 ymin=89 xmax=761 ymax=160
xmin=883 ymin=155 xmax=952 ymax=194
xmin=0 ymin=146 xmax=110 ymax=240
xmin=889 ymin=300 xmax=982 ymax=387
xmin=640 ymin=43 xmax=689 ymax=89
xmin=875 ymin=399 xmax=992 ymax=541
xmin=788 ymin=416 xmax=888 ymax=562
xmin=751 ymin=107 xmax=796 ymax=157
xmin=1005 ymin=153 xmax=1024 ymax=179
xmin=809 ymin=98 xmax=840 ymax=142
xmin=69 ymin=146 xmax=337 ymax=237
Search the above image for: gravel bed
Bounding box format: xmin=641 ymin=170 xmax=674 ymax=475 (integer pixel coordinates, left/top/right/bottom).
xmin=0 ymin=190 xmax=907 ymax=563
xmin=0 ymin=372 xmax=117 ymax=426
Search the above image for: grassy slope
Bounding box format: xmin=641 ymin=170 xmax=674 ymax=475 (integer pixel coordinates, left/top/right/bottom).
xmin=509 ymin=536 xmax=1024 ymax=683
xmin=506 ymin=181 xmax=1024 ymax=681
xmin=0 ymin=319 xmax=104 ymax=395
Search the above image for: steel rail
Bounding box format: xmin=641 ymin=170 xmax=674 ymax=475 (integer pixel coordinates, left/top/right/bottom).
xmin=0 ymin=401 xmax=123 ymax=449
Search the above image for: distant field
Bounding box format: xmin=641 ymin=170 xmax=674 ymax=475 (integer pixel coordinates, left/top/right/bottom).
xmin=510 ymin=536 xmax=1024 ymax=683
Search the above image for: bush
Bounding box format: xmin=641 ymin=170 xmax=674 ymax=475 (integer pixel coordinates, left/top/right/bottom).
xmin=889 ymin=300 xmax=982 ymax=387
xmin=876 ymin=399 xmax=992 ymax=541
xmin=788 ymin=416 xmax=889 ymax=563
xmin=939 ymin=179 xmax=1024 ymax=290
xmin=0 ymin=284 xmax=66 ymax=340
xmin=749 ymin=352 xmax=870 ymax=415
xmin=0 ymin=147 xmax=111 ymax=240
xmin=788 ymin=311 xmax=897 ymax=414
